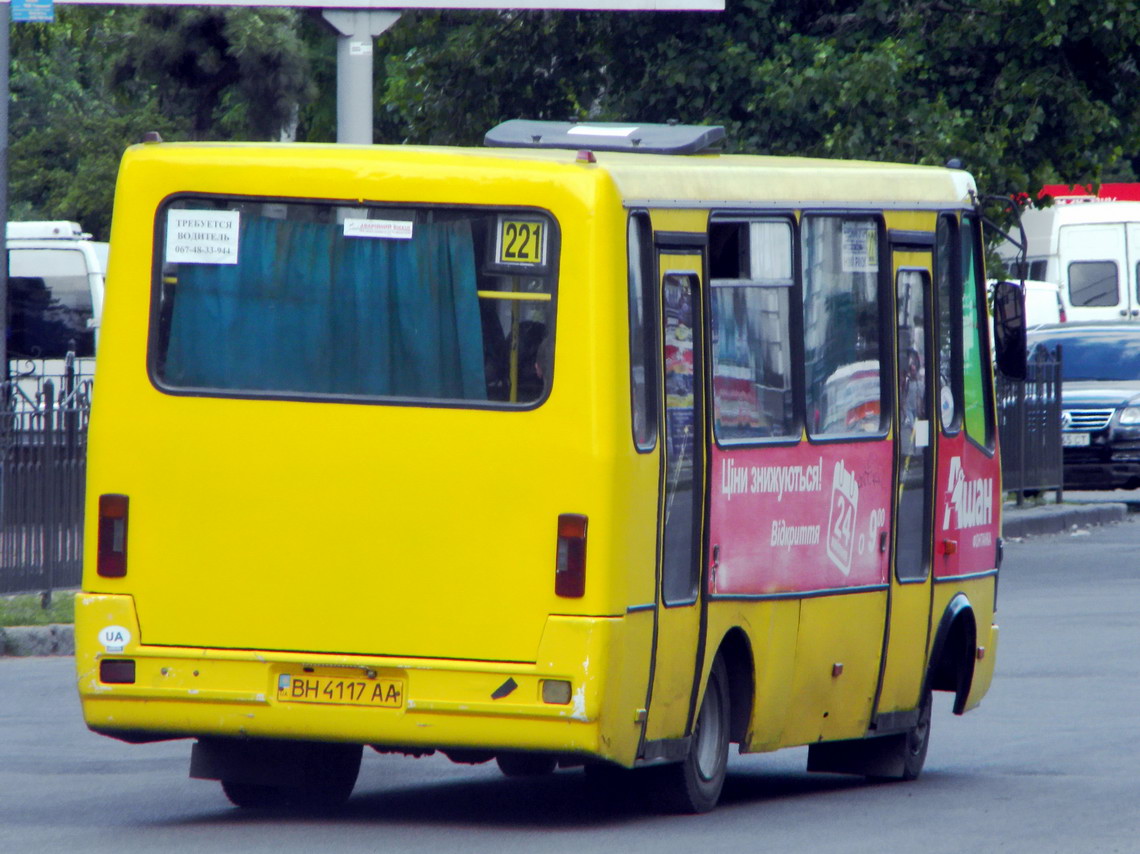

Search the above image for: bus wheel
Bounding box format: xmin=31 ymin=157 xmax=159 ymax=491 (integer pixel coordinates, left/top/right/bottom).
xmin=866 ymin=686 xmax=933 ymax=782
xmin=220 ymin=743 xmax=362 ymax=810
xmin=290 ymin=743 xmax=362 ymax=809
xmin=496 ymin=753 xmax=558 ymax=777
xmin=221 ymin=780 xmax=291 ymax=809
xmin=899 ymin=686 xmax=933 ymax=781
xmin=653 ymin=656 xmax=731 ymax=814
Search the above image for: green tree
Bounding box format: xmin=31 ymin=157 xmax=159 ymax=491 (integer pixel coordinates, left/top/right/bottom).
xmin=13 ymin=0 xmax=1140 ymax=238
xmin=111 ymin=6 xmax=316 ymax=140
xmin=9 ymin=6 xmax=317 ymax=237
xmin=376 ymin=0 xmax=1140 ymax=199
xmin=9 ymin=7 xmax=171 ymax=238
xmin=374 ymin=10 xmax=608 ymax=145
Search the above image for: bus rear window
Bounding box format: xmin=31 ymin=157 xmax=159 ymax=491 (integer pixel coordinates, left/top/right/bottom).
xmin=151 ymin=198 xmax=557 ymax=406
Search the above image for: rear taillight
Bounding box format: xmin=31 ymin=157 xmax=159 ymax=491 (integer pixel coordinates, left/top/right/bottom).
xmin=555 ymin=514 xmax=588 ymax=597
xmin=98 ymin=494 xmax=129 ymax=578
xmin=99 ymin=659 xmax=136 ymax=684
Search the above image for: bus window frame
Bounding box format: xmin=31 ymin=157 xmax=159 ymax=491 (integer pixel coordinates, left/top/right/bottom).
xmin=892 ymin=262 xmax=936 ymax=585
xmin=706 ymin=211 xmax=804 ymax=450
xmin=627 ymin=209 xmax=659 ymax=453
xmin=960 ymin=211 xmax=997 ymax=454
xmin=146 ymin=191 xmax=562 ymax=413
xmin=936 ymin=213 xmax=964 ymax=437
xmin=800 ymin=210 xmax=893 ymax=446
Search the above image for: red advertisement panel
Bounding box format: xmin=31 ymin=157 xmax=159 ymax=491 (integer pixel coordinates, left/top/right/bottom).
xmin=708 ymin=440 xmax=893 ymax=596
xmin=933 ymin=432 xmax=1001 ymax=579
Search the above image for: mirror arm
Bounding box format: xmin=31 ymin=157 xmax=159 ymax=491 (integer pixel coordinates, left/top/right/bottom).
xmin=975 ymin=192 xmax=1029 ymax=280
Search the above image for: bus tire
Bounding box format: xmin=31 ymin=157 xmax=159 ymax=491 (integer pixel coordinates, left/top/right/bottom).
xmin=867 ymin=686 xmax=933 ymax=782
xmin=653 ymin=655 xmax=731 ymax=814
xmin=290 ymin=743 xmax=362 ymax=809
xmin=496 ymin=753 xmax=558 ymax=777
xmin=221 ymin=780 xmax=291 ymax=809
xmin=898 ymin=686 xmax=933 ymax=781
xmin=221 ymin=743 xmax=362 ymax=810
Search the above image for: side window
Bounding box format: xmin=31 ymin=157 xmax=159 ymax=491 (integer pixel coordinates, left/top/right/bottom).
xmin=627 ymin=213 xmax=657 ymax=451
xmin=802 ymin=215 xmax=885 ymax=437
xmin=708 ymin=218 xmax=796 ymax=442
xmin=936 ymin=216 xmax=960 ymax=433
xmin=1068 ymin=261 xmax=1118 ymax=307
xmin=961 ymin=215 xmax=994 ymax=447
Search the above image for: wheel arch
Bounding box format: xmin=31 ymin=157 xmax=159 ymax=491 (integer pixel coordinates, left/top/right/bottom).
xmin=927 ymin=592 xmax=978 ymax=715
xmin=713 ymin=627 xmax=754 ymax=744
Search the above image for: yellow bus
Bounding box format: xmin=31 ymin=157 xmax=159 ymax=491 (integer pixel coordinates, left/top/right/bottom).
xmin=76 ymin=121 xmax=1009 ymax=813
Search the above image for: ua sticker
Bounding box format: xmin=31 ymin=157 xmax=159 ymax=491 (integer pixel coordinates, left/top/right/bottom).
xmin=98 ymin=625 xmax=131 ymax=653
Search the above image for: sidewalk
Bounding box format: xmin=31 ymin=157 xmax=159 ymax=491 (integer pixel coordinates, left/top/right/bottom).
xmin=1001 ymin=498 xmax=1131 ymax=539
xmin=2 ymin=500 xmax=1131 ymax=657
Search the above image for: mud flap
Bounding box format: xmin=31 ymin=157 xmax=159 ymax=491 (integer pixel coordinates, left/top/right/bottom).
xmin=806 ymin=733 xmax=909 ymax=778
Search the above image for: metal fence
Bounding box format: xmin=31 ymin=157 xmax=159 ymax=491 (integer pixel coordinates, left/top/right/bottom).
xmin=997 ymin=343 xmax=1063 ymax=504
xmin=0 ymin=358 xmax=92 ymax=595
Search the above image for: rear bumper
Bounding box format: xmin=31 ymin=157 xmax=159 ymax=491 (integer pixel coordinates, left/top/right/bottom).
xmin=1063 ymin=444 xmax=1140 ymax=488
xmin=75 ymin=593 xmax=640 ymax=763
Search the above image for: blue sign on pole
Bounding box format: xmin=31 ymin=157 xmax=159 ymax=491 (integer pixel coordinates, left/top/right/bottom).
xmin=12 ymin=0 xmax=55 ymax=23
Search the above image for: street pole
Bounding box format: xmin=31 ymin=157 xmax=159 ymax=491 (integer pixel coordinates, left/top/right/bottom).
xmin=321 ymin=9 xmax=401 ymax=145
xmin=1 ymin=1 xmax=10 ymax=377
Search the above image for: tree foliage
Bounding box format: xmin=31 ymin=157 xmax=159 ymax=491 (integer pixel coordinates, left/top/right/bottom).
xmin=377 ymin=0 xmax=1140 ymax=199
xmin=111 ymin=7 xmax=316 ymax=140
xmin=373 ymin=10 xmax=608 ymax=145
xmin=11 ymin=0 xmax=1140 ymax=237
xmin=9 ymin=6 xmax=316 ymax=237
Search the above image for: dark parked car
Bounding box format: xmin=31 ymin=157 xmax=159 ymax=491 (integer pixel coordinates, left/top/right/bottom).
xmin=1028 ymin=322 xmax=1140 ymax=489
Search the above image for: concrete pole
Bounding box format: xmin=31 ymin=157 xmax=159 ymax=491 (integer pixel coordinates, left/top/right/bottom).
xmin=1 ymin=1 xmax=10 ymax=376
xmin=321 ymin=9 xmax=401 ymax=145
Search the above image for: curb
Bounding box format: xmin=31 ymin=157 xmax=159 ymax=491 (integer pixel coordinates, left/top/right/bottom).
xmin=0 ymin=504 xmax=1128 ymax=658
xmin=0 ymin=623 xmax=75 ymax=657
xmin=1001 ymin=502 xmax=1129 ymax=540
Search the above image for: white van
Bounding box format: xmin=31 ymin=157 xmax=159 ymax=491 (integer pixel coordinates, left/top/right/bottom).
xmin=989 ymin=278 xmax=1065 ymax=328
xmin=6 ymin=221 xmax=107 ymax=375
xmin=1000 ymin=200 xmax=1140 ymax=322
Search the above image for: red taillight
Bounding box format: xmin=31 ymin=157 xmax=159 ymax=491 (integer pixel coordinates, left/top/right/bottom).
xmin=99 ymin=659 xmax=136 ymax=684
xmin=555 ymin=514 xmax=588 ymax=597
xmin=98 ymin=494 xmax=129 ymax=578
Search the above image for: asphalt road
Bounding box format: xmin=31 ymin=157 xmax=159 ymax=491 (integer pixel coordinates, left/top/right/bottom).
xmin=2 ymin=521 xmax=1139 ymax=854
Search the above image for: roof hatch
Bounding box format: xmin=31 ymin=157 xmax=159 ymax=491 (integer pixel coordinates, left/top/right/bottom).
xmin=484 ymin=120 xmax=726 ymax=155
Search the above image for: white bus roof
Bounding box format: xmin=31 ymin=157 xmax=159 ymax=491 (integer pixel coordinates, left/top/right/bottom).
xmin=6 ymin=221 xmax=91 ymax=241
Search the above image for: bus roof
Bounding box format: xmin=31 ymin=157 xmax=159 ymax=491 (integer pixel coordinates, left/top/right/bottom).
xmin=6 ymin=220 xmax=91 ymax=241
xmin=122 ymin=140 xmax=978 ymax=209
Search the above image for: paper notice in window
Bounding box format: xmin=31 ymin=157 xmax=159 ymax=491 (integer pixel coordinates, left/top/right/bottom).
xmin=841 ymin=221 xmax=878 ymax=273
xmin=165 ymin=210 xmax=240 ymax=265
xmin=343 ymin=218 xmax=414 ymax=240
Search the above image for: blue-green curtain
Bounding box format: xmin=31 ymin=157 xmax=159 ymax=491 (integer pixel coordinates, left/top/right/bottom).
xmin=163 ymin=215 xmax=486 ymax=399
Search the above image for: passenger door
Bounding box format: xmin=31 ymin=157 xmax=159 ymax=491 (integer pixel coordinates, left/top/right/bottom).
xmin=643 ymin=251 xmax=707 ymax=753
xmin=876 ymin=245 xmax=936 ymax=718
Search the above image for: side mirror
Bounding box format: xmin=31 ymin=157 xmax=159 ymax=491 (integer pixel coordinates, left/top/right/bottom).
xmin=993 ymin=281 xmax=1027 ymax=380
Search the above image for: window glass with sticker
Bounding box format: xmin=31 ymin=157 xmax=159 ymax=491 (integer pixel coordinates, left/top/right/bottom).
xmin=802 ymin=215 xmax=884 ymax=437
xmin=708 ymin=217 xmax=797 ymax=442
xmin=152 ymin=198 xmax=558 ymax=406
